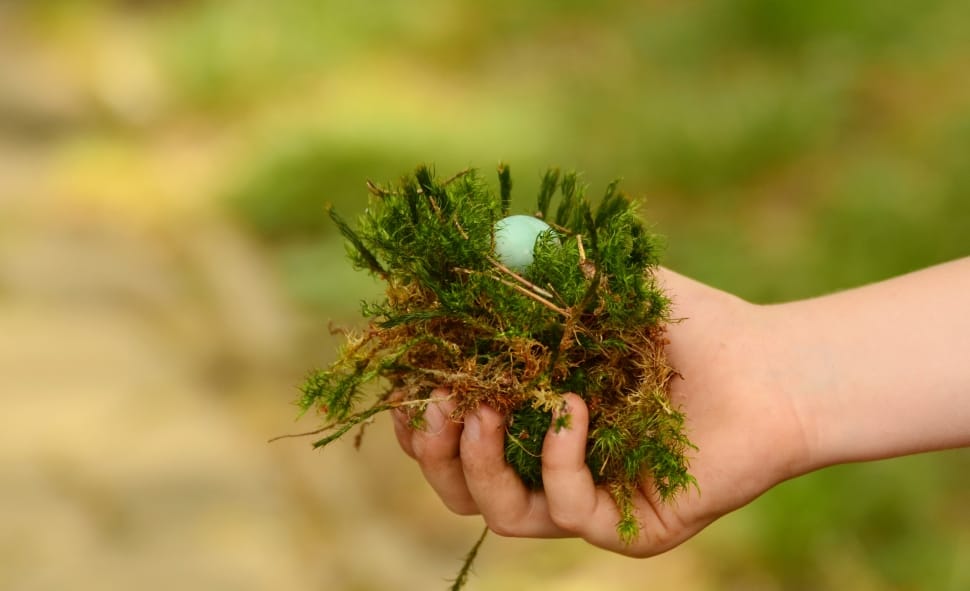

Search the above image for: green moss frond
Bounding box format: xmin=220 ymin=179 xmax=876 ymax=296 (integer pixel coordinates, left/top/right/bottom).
xmin=497 ymin=162 xmax=512 ymax=216
xmin=536 ymin=168 xmax=560 ymax=220
xmin=588 ymin=424 xmax=625 ymax=477
xmin=611 ymin=482 xmax=640 ymax=545
xmin=326 ymin=205 xmax=385 ymax=277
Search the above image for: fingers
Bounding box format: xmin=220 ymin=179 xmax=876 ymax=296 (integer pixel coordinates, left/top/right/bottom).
xmin=391 ymin=413 xmax=416 ymax=458
xmin=541 ymin=394 xmax=597 ymax=520
xmin=391 ymin=403 xmax=416 ymax=459
xmin=541 ymin=394 xmax=626 ymax=547
xmin=396 ymin=390 xmax=650 ymax=548
xmin=460 ymin=405 xmax=565 ymax=538
xmin=407 ymin=389 xmax=479 ymax=515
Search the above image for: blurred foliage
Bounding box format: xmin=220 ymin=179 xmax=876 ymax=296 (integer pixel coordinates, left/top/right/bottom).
xmin=6 ymin=0 xmax=969 ymax=588
xmin=748 ymin=450 xmax=970 ymax=588
xmin=226 ymin=137 xmax=417 ymax=241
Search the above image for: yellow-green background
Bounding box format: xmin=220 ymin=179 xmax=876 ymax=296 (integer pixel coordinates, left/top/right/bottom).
xmin=2 ymin=1 xmax=968 ymax=589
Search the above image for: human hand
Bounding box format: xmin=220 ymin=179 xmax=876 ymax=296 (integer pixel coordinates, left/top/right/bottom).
xmin=392 ymin=268 xmax=814 ymax=556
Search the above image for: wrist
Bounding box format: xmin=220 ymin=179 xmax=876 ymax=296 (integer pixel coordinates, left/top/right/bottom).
xmin=741 ymin=302 xmax=822 ymax=483
xmin=756 ymin=301 xmax=831 ymax=475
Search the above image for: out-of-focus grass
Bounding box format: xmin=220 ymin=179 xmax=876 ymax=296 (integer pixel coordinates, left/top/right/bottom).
xmin=748 ymin=451 xmax=970 ymax=588
xmin=4 ymin=0 xmax=969 ymax=589
xmin=226 ymin=137 xmax=419 ymax=241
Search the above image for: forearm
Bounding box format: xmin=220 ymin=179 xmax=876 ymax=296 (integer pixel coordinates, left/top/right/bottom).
xmin=765 ymin=257 xmax=970 ymax=470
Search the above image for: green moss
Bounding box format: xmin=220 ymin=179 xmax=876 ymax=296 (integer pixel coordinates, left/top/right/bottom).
xmin=299 ymin=163 xmax=694 ymax=548
xmin=505 ymin=405 xmax=552 ymax=489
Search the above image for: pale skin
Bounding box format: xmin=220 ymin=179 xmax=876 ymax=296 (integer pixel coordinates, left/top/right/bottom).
xmin=392 ymin=257 xmax=970 ymax=557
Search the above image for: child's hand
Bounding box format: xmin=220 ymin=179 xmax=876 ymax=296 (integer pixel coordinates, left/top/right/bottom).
xmin=393 ymin=269 xmax=812 ymax=555
xmin=393 ymin=259 xmax=970 ymax=555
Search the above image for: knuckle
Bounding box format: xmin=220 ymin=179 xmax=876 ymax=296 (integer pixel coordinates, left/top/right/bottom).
xmin=446 ymin=501 xmax=480 ymax=517
xmin=540 ymin=454 xmax=568 ymax=475
xmin=410 ymin=437 xmax=433 ymax=463
xmin=547 ymin=504 xmax=584 ymax=533
xmin=483 ymin=515 xmax=519 ymax=538
xmin=412 ymin=435 xmax=449 ymax=465
xmin=643 ymin=525 xmax=678 ymax=555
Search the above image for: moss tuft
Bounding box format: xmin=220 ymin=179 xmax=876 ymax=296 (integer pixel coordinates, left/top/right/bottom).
xmin=298 ymin=163 xmax=694 ymax=547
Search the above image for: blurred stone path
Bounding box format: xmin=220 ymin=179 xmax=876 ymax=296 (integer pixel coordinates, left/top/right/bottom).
xmin=0 ymin=187 xmax=477 ymax=590
xmin=0 ymin=186 xmax=707 ymax=591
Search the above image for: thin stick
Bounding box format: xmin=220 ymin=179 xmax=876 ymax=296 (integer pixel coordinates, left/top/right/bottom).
xmin=487 ymin=256 xmax=556 ymax=299
xmin=449 ymin=526 xmax=489 ymax=591
xmin=505 ymin=430 xmax=541 ymax=458
xmin=365 ymin=180 xmax=389 ymax=197
xmin=455 ymin=266 xmax=568 ymax=316
xmin=576 ymin=234 xmax=596 ymax=279
xmin=542 ymin=219 xmax=572 ymax=235
xmin=492 ymin=275 xmax=570 ymax=316
xmin=453 ymin=216 xmax=470 ymax=240
xmin=442 ymin=167 xmax=473 ymax=186
xmin=267 ymin=424 xmax=333 ymax=443
xmin=267 ymin=396 xmax=452 ymax=444
xmin=576 ymin=234 xmax=587 ymax=262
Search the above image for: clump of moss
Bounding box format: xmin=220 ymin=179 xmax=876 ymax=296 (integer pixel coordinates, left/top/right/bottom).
xmin=298 ymin=163 xmax=694 ymax=543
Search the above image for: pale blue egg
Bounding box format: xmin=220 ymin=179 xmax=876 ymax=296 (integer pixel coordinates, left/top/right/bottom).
xmin=493 ymin=215 xmax=557 ymax=271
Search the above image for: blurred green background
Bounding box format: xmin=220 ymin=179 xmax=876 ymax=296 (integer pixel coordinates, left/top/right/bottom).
xmin=1 ymin=1 xmax=968 ymax=589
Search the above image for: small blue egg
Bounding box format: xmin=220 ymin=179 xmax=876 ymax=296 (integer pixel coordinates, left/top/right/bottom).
xmin=493 ymin=215 xmax=557 ymax=271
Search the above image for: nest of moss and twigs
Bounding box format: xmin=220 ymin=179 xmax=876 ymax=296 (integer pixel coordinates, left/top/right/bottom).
xmin=290 ymin=164 xmax=694 ymax=577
